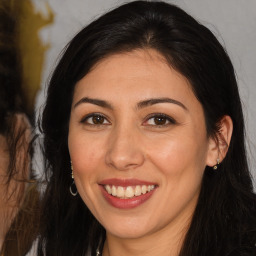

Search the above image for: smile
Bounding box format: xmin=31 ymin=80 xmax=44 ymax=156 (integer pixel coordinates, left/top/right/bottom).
xmin=99 ymin=179 xmax=158 ymax=209
xmin=104 ymin=185 xmax=156 ymax=199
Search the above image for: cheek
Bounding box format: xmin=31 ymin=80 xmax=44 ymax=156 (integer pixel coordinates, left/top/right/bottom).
xmin=146 ymin=133 xmax=208 ymax=178
xmin=68 ymin=133 xmax=103 ymax=209
xmin=70 ymin=144 xmax=101 ymax=176
xmin=68 ymin=131 xmax=104 ymax=178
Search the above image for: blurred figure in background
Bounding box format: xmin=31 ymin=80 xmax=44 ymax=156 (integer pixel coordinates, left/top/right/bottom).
xmin=0 ymin=0 xmax=39 ymax=255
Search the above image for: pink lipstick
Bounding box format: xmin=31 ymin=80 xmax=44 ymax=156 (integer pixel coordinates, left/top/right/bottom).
xmin=99 ymin=178 xmax=157 ymax=209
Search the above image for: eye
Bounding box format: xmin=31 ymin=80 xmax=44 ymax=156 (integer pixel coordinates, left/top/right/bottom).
xmin=81 ymin=113 xmax=110 ymax=125
xmin=143 ymin=114 xmax=176 ymax=126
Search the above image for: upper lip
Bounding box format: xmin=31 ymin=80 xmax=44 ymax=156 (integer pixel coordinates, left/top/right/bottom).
xmin=99 ymin=178 xmax=157 ymax=187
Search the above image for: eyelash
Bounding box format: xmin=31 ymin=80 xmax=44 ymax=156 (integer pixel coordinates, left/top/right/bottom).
xmin=80 ymin=113 xmax=110 ymax=126
xmin=143 ymin=113 xmax=176 ymax=127
xmin=80 ymin=113 xmax=176 ymax=127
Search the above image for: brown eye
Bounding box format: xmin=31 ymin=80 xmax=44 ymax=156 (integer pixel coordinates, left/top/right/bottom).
xmin=82 ymin=114 xmax=110 ymax=125
xmin=144 ymin=114 xmax=176 ymax=127
xmin=92 ymin=115 xmax=105 ymax=124
xmin=153 ymin=116 xmax=168 ymax=125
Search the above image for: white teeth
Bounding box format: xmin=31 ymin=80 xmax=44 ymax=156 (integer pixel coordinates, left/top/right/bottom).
xmin=111 ymin=186 xmax=117 ymax=196
xmin=117 ymin=186 xmax=125 ymax=198
xmin=105 ymin=185 xmax=111 ymax=194
xmin=134 ymin=185 xmax=141 ymax=196
xmin=125 ymin=186 xmax=135 ymax=198
xmin=148 ymin=185 xmax=154 ymax=191
xmin=141 ymin=185 xmax=147 ymax=194
xmin=104 ymin=184 xmax=155 ymax=199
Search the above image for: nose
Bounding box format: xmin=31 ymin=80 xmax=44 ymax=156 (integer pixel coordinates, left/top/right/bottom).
xmin=105 ymin=125 xmax=145 ymax=171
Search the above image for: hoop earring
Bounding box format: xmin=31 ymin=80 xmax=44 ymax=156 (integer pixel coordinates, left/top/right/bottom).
xmin=70 ymin=161 xmax=78 ymax=196
xmin=213 ymin=158 xmax=220 ymax=170
xmin=70 ymin=181 xmax=78 ymax=196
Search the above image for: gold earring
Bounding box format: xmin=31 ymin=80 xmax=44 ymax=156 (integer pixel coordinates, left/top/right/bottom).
xmin=70 ymin=161 xmax=77 ymax=196
xmin=71 ymin=161 xmax=74 ymax=179
xmin=213 ymin=158 xmax=220 ymax=170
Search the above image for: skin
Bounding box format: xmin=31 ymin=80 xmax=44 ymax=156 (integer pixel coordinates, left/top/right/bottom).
xmin=68 ymin=49 xmax=231 ymax=256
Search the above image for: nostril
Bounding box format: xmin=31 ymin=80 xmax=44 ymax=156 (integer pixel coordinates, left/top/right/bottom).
xmin=105 ymin=149 xmax=145 ymax=171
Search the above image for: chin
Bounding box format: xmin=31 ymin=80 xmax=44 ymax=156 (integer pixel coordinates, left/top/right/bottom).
xmin=106 ymin=227 xmax=150 ymax=239
xmin=101 ymin=216 xmax=154 ymax=239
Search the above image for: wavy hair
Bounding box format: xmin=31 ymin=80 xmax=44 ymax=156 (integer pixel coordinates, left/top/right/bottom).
xmin=39 ymin=1 xmax=256 ymax=255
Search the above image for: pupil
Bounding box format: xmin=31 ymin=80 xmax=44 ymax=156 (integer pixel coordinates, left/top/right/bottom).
xmin=154 ymin=117 xmax=166 ymax=125
xmin=93 ymin=115 xmax=104 ymax=124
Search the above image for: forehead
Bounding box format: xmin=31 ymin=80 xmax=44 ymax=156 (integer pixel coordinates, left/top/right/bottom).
xmin=73 ymin=49 xmax=195 ymax=103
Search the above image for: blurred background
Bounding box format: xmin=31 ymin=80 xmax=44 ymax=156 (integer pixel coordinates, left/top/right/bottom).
xmin=14 ymin=0 xmax=256 ymax=186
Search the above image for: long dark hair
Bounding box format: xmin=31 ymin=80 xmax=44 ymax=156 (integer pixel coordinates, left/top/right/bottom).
xmin=39 ymin=1 xmax=256 ymax=255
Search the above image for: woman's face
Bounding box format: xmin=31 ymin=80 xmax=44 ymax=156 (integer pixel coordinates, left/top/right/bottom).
xmin=68 ymin=49 xmax=215 ymax=239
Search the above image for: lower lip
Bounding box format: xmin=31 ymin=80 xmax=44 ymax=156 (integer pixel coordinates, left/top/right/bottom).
xmin=100 ymin=186 xmax=156 ymax=209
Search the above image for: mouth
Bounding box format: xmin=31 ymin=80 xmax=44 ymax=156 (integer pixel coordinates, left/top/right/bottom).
xmin=104 ymin=184 xmax=156 ymax=199
xmin=99 ymin=179 xmax=158 ymax=209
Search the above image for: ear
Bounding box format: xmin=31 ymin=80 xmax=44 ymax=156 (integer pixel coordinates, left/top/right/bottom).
xmin=206 ymin=115 xmax=233 ymax=167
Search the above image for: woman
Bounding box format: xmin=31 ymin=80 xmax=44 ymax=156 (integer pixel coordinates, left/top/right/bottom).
xmin=0 ymin=1 xmax=39 ymax=255
xmin=38 ymin=1 xmax=256 ymax=255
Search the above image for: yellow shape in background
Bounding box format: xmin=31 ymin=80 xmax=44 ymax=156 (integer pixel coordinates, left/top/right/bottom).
xmin=16 ymin=0 xmax=54 ymax=115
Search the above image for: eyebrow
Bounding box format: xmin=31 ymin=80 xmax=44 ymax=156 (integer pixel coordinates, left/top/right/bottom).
xmin=73 ymin=97 xmax=113 ymax=109
xmin=137 ymin=97 xmax=188 ymax=111
xmin=73 ymin=97 xmax=187 ymax=111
